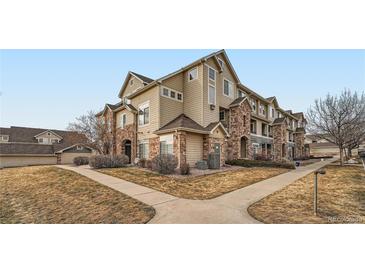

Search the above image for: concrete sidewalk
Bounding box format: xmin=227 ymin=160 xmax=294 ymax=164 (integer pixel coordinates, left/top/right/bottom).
xmin=57 ymin=158 xmax=336 ymax=224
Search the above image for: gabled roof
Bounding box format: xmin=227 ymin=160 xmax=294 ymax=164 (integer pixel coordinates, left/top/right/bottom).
xmin=155 ymin=114 xmax=229 ymax=136
xmin=125 ymin=49 xmax=241 ymax=99
xmin=34 ymin=129 xmax=63 ymax=139
xmin=130 ymin=71 xmax=154 ymax=84
xmin=272 ymin=117 xmax=286 ymax=125
xmin=118 ymin=71 xmax=154 ymax=98
xmin=229 ymin=96 xmax=252 ymax=109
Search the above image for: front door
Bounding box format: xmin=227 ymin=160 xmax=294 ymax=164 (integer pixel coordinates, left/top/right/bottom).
xmin=124 ymin=140 xmax=132 ymax=164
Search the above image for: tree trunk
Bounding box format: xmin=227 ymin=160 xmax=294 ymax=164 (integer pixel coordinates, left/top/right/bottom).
xmin=339 ymin=147 xmax=344 ymax=166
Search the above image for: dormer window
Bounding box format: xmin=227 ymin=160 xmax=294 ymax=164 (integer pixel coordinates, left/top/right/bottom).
xmin=76 ymin=145 xmax=83 ymax=150
xmin=38 ymin=138 xmax=44 ymax=143
xmin=51 ymin=138 xmax=59 ymax=144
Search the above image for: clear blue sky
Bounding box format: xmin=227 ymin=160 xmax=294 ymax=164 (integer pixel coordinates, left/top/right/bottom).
xmin=1 ymin=49 xmax=364 ymax=130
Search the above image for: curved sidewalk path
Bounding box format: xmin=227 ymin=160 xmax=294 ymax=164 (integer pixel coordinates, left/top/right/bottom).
xmin=57 ymin=158 xmax=335 ymax=224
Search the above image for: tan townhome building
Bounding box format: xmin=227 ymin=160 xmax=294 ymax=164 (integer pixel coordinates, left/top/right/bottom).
xmin=96 ymin=50 xmax=308 ymax=168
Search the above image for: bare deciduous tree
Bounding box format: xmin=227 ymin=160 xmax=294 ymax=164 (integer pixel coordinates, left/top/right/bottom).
xmin=67 ymin=110 xmax=113 ymax=155
xmin=307 ymin=89 xmax=365 ymax=165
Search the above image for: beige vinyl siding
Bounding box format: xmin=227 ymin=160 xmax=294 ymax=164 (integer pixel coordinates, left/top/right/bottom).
xmin=60 ymin=152 xmax=93 ymax=164
xmin=0 ymin=156 xmax=57 ymax=168
xmin=35 ymin=132 xmax=61 ymax=144
xmin=161 ymin=71 xmax=184 ymax=91
xmin=115 ymin=109 xmax=135 ymax=128
xmin=210 ymin=126 xmax=225 ymax=139
xmin=131 ymin=86 xmax=160 ymax=140
xmin=202 ymin=55 xmax=238 ymax=127
xmin=123 ymin=75 xmax=145 ymax=97
xmin=183 ymin=64 xmax=204 ymax=126
xmin=159 ymin=92 xmax=183 ymax=127
xmin=186 ymin=133 xmax=203 ymax=166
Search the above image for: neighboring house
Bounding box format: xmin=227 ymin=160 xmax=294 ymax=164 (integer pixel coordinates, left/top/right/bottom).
xmin=0 ymin=126 xmax=95 ymax=168
xmin=96 ymin=50 xmax=308 ymax=168
xmin=305 ymin=134 xmax=365 ymax=157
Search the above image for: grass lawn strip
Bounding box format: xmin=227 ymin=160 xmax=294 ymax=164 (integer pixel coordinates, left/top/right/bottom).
xmin=99 ymin=167 xmax=289 ymax=200
xmin=248 ymin=165 xmax=365 ymax=224
xmin=0 ymin=166 xmax=155 ymax=224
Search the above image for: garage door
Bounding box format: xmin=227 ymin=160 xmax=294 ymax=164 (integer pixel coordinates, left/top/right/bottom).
xmin=186 ymin=133 xmax=203 ymax=166
xmin=61 ymin=153 xmax=92 ymax=164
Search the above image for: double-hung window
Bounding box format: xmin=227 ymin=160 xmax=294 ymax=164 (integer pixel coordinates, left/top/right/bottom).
xmin=159 ymin=135 xmax=173 ymax=155
xmin=219 ymin=110 xmax=225 ymax=121
xmin=138 ymin=140 xmax=149 ymax=159
xmin=208 ymin=67 xmax=216 ymax=81
xmin=208 ymin=85 xmax=216 ymax=105
xmin=223 ymin=79 xmax=233 ymax=97
xmin=121 ymin=113 xmax=126 ymax=129
xmin=138 ymin=102 xmax=149 ymax=126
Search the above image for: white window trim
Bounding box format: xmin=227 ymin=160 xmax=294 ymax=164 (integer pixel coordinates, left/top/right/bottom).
xmin=188 ymin=67 xmax=198 ymax=82
xmin=0 ymin=135 xmax=9 ymax=142
xmin=138 ymin=101 xmax=150 ymax=127
xmin=208 ymin=84 xmax=216 ymax=105
xmin=121 ymin=113 xmax=127 ymax=129
xmin=207 ymin=65 xmax=217 ymax=82
xmin=223 ymin=78 xmax=234 ymax=98
xmin=160 ymin=86 xmax=183 ymax=102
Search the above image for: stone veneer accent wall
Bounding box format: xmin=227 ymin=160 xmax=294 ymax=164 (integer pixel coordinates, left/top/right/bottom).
xmin=294 ymin=131 xmax=305 ymax=159
xmin=149 ymin=137 xmax=160 ymax=160
xmin=227 ymin=101 xmax=252 ymax=160
xmin=203 ymin=136 xmax=226 ymax=166
xmin=273 ymin=123 xmax=287 ymax=161
xmin=102 ymin=108 xmax=116 ymax=155
xmin=115 ymin=123 xmax=137 ymax=161
xmin=173 ymin=131 xmax=187 ymax=168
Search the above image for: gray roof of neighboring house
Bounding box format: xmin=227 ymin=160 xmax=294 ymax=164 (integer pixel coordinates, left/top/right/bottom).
xmin=0 ymin=126 xmax=90 ymax=155
xmin=229 ymin=96 xmax=246 ymax=107
xmin=130 ymin=71 xmax=154 ymax=84
xmin=0 ymin=143 xmax=55 ymax=155
xmin=266 ymin=96 xmax=276 ymax=101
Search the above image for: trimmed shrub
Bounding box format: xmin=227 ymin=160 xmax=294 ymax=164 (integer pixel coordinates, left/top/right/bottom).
xmin=180 ymin=163 xmax=190 ymax=175
xmin=73 ymin=156 xmax=89 ymax=166
xmin=253 ymin=154 xmax=272 ymax=161
xmin=196 ymin=160 xmax=208 ymax=170
xmin=151 ymin=154 xmax=178 ymax=174
xmin=293 ymin=156 xmax=310 ymax=161
xmin=146 ymin=160 xmax=153 ymax=169
xmin=89 ymin=154 xmax=129 ymax=168
xmin=138 ymin=158 xmax=147 ymax=168
xmin=226 ymin=159 xmax=295 ymax=169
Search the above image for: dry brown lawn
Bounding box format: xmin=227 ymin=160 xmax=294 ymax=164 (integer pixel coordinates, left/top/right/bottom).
xmin=99 ymin=167 xmax=288 ymax=199
xmin=248 ymin=165 xmax=365 ymax=223
xmin=0 ymin=166 xmax=155 ymax=224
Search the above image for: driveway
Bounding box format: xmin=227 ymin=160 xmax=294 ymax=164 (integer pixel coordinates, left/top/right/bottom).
xmin=57 ymin=158 xmax=336 ymax=224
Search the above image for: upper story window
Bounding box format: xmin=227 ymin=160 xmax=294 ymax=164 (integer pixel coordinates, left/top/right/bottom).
xmin=259 ymin=103 xmax=266 ymax=116
xmin=238 ymin=90 xmax=244 ymax=98
xmin=208 ymin=67 xmax=216 ymax=81
xmin=138 ymin=102 xmax=150 ymax=126
xmin=38 ymin=138 xmax=44 ymax=143
xmin=250 ymin=120 xmax=257 ymax=134
xmin=188 ymin=67 xmax=198 ymax=81
xmin=51 ymin=138 xmax=59 ymax=144
xmin=219 ymin=110 xmax=225 ymax=121
xmin=262 ymin=124 xmax=267 ymax=136
xmin=223 ymin=79 xmax=233 ymax=97
xmin=121 ymin=113 xmax=127 ymax=129
xmin=208 ymin=85 xmax=216 ymax=105
xmin=268 ymin=125 xmax=273 ymax=137
xmin=0 ymin=135 xmax=9 ymax=142
xmin=251 ymin=99 xmax=257 ymax=112
xmin=271 ymin=107 xmax=275 ymax=118
xmin=161 ymin=86 xmax=183 ymax=102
